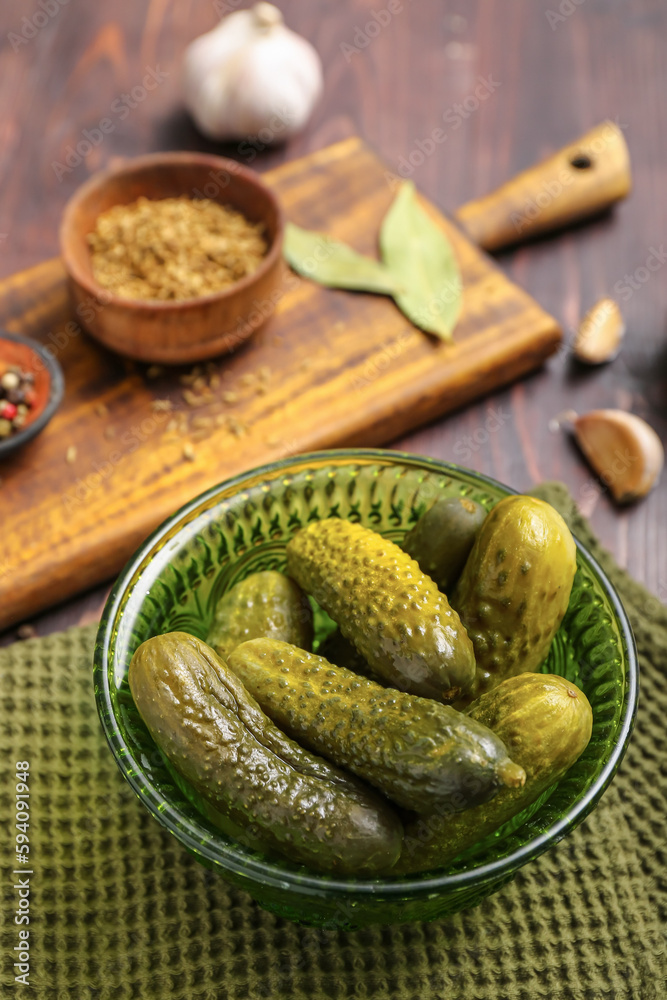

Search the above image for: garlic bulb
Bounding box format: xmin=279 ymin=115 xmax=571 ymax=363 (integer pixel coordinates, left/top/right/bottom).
xmin=183 ymin=3 xmax=323 ymax=142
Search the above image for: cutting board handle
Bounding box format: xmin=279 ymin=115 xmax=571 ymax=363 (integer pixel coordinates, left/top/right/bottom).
xmin=455 ymin=120 xmax=631 ymax=252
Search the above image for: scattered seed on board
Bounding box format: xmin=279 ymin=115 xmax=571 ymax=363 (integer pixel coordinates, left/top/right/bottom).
xmin=183 ymin=442 xmax=196 ymax=461
xmin=66 ymin=445 xmax=77 ymax=463
xmin=240 ymin=373 xmax=255 ymax=387
xmin=227 ymin=417 xmax=246 ymax=437
xmin=209 ymin=374 xmax=221 ymax=389
xmin=146 ymin=365 xmax=164 ymax=379
xmin=183 ymin=389 xmax=203 ymax=407
xmin=152 ymin=399 xmax=173 ymax=412
xmin=17 ymin=623 xmax=36 ymax=640
xmin=222 ymin=391 xmax=238 ymax=404
xmin=95 ymin=402 xmax=108 ymax=418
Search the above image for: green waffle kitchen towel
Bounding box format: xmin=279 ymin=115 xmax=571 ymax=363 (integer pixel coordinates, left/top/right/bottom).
xmin=0 ymin=482 xmax=665 ymax=1000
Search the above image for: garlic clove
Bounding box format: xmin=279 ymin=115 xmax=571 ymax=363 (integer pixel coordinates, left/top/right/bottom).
xmin=571 ymin=409 xmax=664 ymax=503
xmin=573 ymin=298 xmax=625 ymax=364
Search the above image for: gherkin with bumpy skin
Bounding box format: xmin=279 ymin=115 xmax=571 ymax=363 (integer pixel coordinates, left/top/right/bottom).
xmin=286 ymin=518 xmax=476 ymax=701
xmin=129 ymin=632 xmax=402 ymax=875
xmin=207 ymin=570 xmax=313 ymax=661
xmin=396 ymin=672 xmax=593 ymax=874
xmin=451 ymin=496 xmax=577 ymax=704
xmin=228 ymin=638 xmax=526 ymax=813
xmin=402 ymin=495 xmax=488 ymax=592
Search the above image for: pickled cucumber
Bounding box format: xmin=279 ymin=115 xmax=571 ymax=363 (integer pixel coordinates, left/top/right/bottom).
xmin=396 ymin=672 xmax=593 ymax=873
xmin=129 ymin=632 xmax=403 ymax=875
xmin=228 ymin=638 xmax=526 ymax=813
xmin=402 ymin=495 xmax=487 ymax=591
xmin=207 ymin=570 xmax=313 ymax=660
xmin=452 ymin=496 xmax=577 ymax=703
xmin=286 ymin=518 xmax=476 ymax=701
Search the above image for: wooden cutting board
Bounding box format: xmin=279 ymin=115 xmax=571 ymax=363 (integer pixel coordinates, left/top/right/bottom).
xmin=0 ymin=137 xmax=560 ymax=629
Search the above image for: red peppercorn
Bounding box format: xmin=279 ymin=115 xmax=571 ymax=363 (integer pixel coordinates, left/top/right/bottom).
xmin=23 ymin=388 xmax=37 ymax=406
xmin=0 ymin=400 xmax=17 ymax=419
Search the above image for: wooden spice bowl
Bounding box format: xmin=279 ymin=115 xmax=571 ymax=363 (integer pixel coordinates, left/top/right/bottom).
xmin=0 ymin=332 xmax=65 ymax=459
xmin=59 ymin=152 xmax=285 ymax=364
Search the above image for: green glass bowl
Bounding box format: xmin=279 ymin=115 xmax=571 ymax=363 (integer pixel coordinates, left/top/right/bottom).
xmin=93 ymin=450 xmax=637 ymax=928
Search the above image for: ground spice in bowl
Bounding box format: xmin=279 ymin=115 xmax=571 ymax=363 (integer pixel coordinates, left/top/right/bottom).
xmin=87 ymin=196 xmax=268 ymax=302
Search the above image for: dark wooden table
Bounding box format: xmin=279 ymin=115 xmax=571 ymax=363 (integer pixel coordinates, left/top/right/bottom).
xmin=1 ymin=0 xmax=665 ymax=644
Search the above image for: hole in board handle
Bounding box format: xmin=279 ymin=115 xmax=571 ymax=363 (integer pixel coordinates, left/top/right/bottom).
xmin=570 ymin=154 xmax=593 ymax=170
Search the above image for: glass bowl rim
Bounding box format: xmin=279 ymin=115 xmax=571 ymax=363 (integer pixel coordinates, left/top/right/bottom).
xmin=94 ymin=448 xmax=638 ymax=899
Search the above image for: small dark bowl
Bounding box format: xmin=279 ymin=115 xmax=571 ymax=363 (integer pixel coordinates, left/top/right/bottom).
xmin=0 ymin=332 xmax=64 ymax=459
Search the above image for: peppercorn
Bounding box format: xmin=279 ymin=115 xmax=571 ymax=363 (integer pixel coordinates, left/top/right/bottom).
xmin=0 ymin=401 xmax=17 ymax=420
xmin=0 ymin=364 xmax=37 ymax=438
xmin=1 ymin=371 xmax=20 ymax=391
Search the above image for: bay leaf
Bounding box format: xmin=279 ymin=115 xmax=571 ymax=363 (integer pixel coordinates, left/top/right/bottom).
xmin=380 ymin=181 xmax=462 ymax=340
xmin=284 ymin=222 xmax=399 ymax=295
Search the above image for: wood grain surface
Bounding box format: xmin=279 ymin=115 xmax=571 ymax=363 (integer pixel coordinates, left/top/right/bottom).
xmin=0 ymin=0 xmax=665 ymax=642
xmin=0 ymin=138 xmax=561 ymax=629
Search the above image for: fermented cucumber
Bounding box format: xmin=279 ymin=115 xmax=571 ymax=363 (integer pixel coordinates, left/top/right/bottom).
xmin=129 ymin=632 xmax=403 ymax=875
